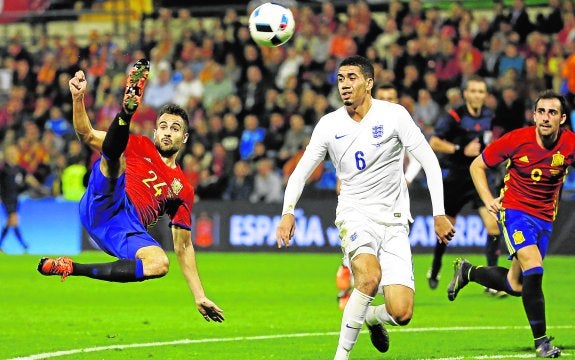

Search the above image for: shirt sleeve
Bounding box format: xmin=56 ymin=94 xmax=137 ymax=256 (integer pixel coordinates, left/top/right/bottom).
xmin=281 ymin=121 xmax=328 ymax=215
xmin=409 ymin=141 xmax=446 ymax=216
xmin=482 ymin=131 xmax=515 ymax=168
xmin=395 ymin=105 xmax=427 ymax=151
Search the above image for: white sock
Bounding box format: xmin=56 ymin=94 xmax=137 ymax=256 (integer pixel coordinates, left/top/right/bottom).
xmin=334 ymin=346 xmax=349 ymax=360
xmin=337 ymin=289 xmax=374 ymax=353
xmin=365 ymin=304 xmax=399 ymax=326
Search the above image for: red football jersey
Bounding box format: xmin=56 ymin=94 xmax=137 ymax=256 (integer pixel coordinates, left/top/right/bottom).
xmin=124 ymin=135 xmax=194 ymax=229
xmin=482 ymin=126 xmax=575 ymax=221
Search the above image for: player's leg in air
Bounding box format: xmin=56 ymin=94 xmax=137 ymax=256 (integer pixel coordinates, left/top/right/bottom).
xmin=447 ymin=209 xmax=560 ymax=358
xmin=38 ymin=59 xmax=164 ymax=283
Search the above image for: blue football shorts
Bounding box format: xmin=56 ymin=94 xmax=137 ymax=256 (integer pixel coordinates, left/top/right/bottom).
xmin=79 ymin=159 xmax=161 ymax=259
xmin=498 ymin=208 xmax=552 ymax=259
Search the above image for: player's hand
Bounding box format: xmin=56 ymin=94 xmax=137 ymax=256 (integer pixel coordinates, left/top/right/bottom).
xmin=69 ymin=70 xmax=87 ymax=100
xmin=434 ymin=215 xmax=455 ymax=244
xmin=197 ymin=298 xmax=224 ymax=322
xmin=463 ymin=138 xmax=481 ymax=157
xmin=486 ymin=196 xmax=503 ymax=217
xmin=276 ymin=213 xmax=295 ymax=248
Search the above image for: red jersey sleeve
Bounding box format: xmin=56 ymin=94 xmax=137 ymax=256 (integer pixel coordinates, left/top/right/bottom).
xmin=482 ymin=130 xmax=519 ymax=169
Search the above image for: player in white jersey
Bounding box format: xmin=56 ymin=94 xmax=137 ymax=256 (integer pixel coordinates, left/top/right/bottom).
xmin=276 ymin=55 xmax=455 ymax=359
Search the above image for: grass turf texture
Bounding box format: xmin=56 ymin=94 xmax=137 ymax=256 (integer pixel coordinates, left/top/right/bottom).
xmin=1 ymin=252 xmax=574 ymax=359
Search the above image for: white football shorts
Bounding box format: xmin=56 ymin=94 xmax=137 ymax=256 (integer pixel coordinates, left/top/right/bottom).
xmin=336 ymin=211 xmax=414 ymax=292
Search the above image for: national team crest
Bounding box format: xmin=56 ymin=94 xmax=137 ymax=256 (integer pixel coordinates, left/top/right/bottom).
xmin=512 ymin=230 xmax=525 ymax=245
xmin=372 ymin=125 xmax=383 ymax=138
xmin=551 ymin=152 xmax=564 ymax=167
xmin=171 ymin=178 xmax=183 ymax=195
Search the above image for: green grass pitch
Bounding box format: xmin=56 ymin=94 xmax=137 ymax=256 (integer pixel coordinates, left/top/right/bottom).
xmin=1 ymin=252 xmax=573 ymax=359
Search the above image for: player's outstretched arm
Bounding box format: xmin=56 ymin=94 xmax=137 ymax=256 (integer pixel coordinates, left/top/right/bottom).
xmin=172 ymin=226 xmax=224 ymax=322
xmin=69 ymin=70 xmax=106 ymax=152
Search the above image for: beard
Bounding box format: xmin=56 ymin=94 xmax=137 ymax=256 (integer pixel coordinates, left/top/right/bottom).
xmin=155 ymin=143 xmax=179 ymax=158
xmin=343 ymin=99 xmax=353 ymax=106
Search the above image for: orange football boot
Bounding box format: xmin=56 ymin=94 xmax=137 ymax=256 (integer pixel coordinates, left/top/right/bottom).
xmin=38 ymin=257 xmax=74 ymax=281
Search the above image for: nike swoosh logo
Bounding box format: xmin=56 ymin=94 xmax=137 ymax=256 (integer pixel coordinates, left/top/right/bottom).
xmin=335 ymin=134 xmax=348 ymax=139
xmin=345 ymin=323 xmax=362 ymax=330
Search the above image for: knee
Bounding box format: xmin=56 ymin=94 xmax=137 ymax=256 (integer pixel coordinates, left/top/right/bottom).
xmin=395 ymin=313 xmax=412 ymax=326
xmin=143 ymin=254 xmax=170 ymax=278
xmin=354 ymin=275 xmax=381 ymax=296
xmin=391 ymin=307 xmax=413 ymax=326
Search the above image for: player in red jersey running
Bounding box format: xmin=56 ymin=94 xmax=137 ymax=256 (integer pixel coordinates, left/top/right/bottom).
xmin=448 ymin=90 xmax=574 ymax=358
xmin=38 ymin=60 xmax=223 ymax=323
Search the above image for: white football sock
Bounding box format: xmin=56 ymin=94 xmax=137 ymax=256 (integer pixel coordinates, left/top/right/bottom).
xmin=365 ymin=304 xmax=399 ymax=326
xmin=336 ymin=289 xmax=374 ymax=355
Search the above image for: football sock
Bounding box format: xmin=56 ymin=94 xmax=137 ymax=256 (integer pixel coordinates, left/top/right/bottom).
xmin=338 ymin=289 xmax=374 ymax=352
xmin=430 ymin=241 xmax=447 ymax=279
xmin=521 ymin=267 xmax=547 ymax=346
xmin=72 ymin=259 xmax=145 ymax=282
xmin=102 ymin=110 xmax=132 ymax=161
xmin=468 ymin=265 xmax=520 ymax=296
xmin=365 ymin=305 xmax=399 ymax=326
xmin=334 ymin=347 xmax=349 ymax=360
xmin=485 ymin=234 xmax=500 ymax=267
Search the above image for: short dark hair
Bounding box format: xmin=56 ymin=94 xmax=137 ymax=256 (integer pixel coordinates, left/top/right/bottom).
xmin=158 ymin=103 xmax=190 ymax=131
xmin=339 ymin=55 xmax=374 ymax=80
xmin=534 ymin=90 xmax=569 ymax=116
xmin=464 ymin=75 xmax=487 ymax=90
xmin=377 ymin=83 xmax=396 ymax=92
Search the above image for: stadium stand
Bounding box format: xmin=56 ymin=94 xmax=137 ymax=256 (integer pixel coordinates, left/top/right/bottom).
xmin=0 ymin=0 xmax=574 ymax=205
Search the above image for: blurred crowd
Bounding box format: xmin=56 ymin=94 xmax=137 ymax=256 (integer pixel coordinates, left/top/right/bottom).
xmin=1 ymin=0 xmax=575 ymax=203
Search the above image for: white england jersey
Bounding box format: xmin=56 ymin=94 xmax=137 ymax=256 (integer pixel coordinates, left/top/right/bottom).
xmin=282 ymin=99 xmax=445 ymax=224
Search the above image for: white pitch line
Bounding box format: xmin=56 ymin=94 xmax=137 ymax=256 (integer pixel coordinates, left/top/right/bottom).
xmin=9 ymin=325 xmax=574 ymax=360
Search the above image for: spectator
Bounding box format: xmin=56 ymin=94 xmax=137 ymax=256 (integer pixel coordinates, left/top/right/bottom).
xmin=241 ymin=65 xmax=269 ymax=115
xmin=220 ymin=113 xmax=242 ymax=162
xmin=492 ymin=87 xmax=526 ymax=138
xmin=498 ymin=41 xmax=525 ymax=77
xmin=239 ymin=114 xmax=266 ymax=160
xmin=508 ymin=0 xmax=534 ymax=44
xmin=263 ymin=111 xmax=287 ymax=160
xmin=434 ymin=39 xmax=461 ymax=90
xmin=249 ymin=158 xmax=284 ymax=204
xmin=562 ymin=42 xmax=575 ymax=108
xmin=277 ymin=113 xmax=310 ymax=167
xmin=223 ymin=160 xmax=254 ymax=201
xmin=173 ymin=67 xmax=204 ymax=107
xmin=413 ymin=88 xmax=440 ymax=139
xmin=45 ymin=107 xmax=74 ymax=139
xmin=143 ymin=64 xmax=176 ymax=110
xmin=202 ymin=63 xmax=236 ymax=111
xmin=535 ymin=0 xmax=563 ymax=35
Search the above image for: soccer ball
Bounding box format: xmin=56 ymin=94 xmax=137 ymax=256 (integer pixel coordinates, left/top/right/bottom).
xmin=248 ymin=3 xmax=295 ymax=47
